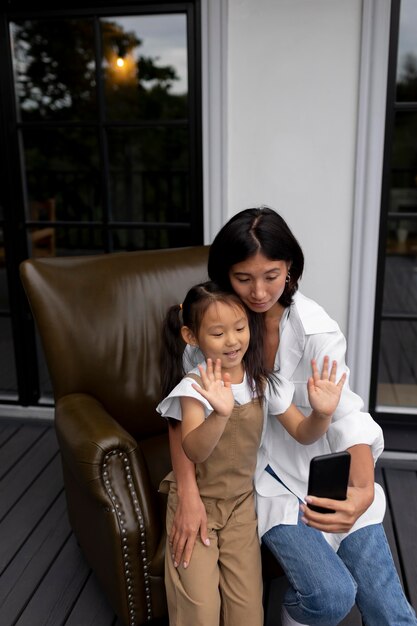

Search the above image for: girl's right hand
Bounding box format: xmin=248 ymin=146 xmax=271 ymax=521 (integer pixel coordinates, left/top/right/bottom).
xmin=169 ymin=488 xmax=210 ymax=568
xmin=192 ymin=358 xmax=234 ymax=418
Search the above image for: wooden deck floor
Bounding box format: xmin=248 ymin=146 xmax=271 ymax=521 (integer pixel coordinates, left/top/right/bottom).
xmin=0 ymin=418 xmax=416 ymax=626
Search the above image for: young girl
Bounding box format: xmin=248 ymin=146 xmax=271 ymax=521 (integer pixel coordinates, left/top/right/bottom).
xmin=157 ymin=280 xmax=346 ymax=626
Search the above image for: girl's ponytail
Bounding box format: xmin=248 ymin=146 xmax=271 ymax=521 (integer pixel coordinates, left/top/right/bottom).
xmin=160 ymin=304 xmax=186 ymax=398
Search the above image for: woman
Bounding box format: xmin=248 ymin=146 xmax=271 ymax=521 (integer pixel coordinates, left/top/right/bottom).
xmin=168 ymin=207 xmax=417 ymax=626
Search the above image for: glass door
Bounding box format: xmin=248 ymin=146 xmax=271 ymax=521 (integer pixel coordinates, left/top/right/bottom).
xmin=371 ymin=0 xmax=417 ymax=424
xmin=0 ymin=2 xmax=202 ymax=405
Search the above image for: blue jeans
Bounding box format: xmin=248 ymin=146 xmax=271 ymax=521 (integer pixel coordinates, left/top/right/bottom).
xmin=263 ymin=515 xmax=417 ymax=625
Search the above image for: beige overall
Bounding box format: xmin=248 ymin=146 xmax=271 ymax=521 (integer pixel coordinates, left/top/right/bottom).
xmin=161 ymin=375 xmax=264 ymax=626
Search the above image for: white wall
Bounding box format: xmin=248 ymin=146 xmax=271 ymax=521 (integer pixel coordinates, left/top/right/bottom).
xmin=226 ymin=0 xmax=363 ymax=333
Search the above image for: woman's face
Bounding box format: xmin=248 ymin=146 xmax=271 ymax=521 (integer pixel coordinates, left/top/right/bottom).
xmin=229 ymin=252 xmax=290 ymax=313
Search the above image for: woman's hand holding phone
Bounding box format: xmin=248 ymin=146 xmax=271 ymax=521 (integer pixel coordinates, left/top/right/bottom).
xmin=300 ymin=446 xmax=376 ymax=533
xmin=301 ymin=489 xmax=354 ymax=533
xmin=300 ymin=486 xmax=372 ymax=533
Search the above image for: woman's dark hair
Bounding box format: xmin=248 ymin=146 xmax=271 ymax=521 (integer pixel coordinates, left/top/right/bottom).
xmin=160 ymin=280 xmax=270 ymax=399
xmin=208 ymin=206 xmax=304 ymax=307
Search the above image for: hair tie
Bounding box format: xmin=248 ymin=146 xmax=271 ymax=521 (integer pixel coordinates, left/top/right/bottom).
xmin=179 ymin=303 xmax=183 ymax=310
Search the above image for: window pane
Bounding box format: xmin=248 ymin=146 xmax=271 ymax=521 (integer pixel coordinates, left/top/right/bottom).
xmin=26 ymin=225 xmax=104 ymax=258
xmin=0 ymin=266 xmax=9 ymax=311
xmin=10 ymin=19 xmax=97 ymax=121
xmin=0 ymin=211 xmax=5 ymax=273
xmin=381 ymin=255 xmax=417 ymax=409
xmin=54 ymin=226 xmax=104 ymax=256
xmin=382 ymin=255 xmax=417 ymax=315
xmin=108 ymin=127 xmax=189 ymax=223
xmin=388 ymin=111 xmax=417 ymax=255
xmin=0 ymin=317 xmax=17 ymax=397
xmin=377 ymin=320 xmax=417 ymax=409
xmin=111 ymin=227 xmax=192 ymax=252
xmin=396 ymin=0 xmax=417 ymax=102
xmin=0 ymin=239 xmax=4 ymax=270
xmin=36 ymin=330 xmax=53 ymax=400
xmin=101 ymin=14 xmax=188 ymax=121
xmin=376 ymin=2 xmax=417 ymax=418
xmin=391 ymin=112 xmax=417 ymax=173
xmin=386 ymin=216 xmax=417 ymax=256
xmin=22 ymin=128 xmax=101 ymax=223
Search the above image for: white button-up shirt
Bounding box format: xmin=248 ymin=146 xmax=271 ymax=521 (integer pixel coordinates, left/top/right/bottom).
xmin=184 ymin=291 xmax=385 ymax=550
xmin=255 ymin=291 xmax=385 ymax=549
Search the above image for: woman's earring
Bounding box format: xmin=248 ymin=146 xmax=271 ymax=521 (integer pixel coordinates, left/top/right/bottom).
xmin=286 ymin=271 xmax=291 ymax=284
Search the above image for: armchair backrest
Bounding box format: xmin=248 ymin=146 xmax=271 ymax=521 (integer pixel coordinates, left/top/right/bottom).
xmin=20 ymin=246 xmax=209 ymax=439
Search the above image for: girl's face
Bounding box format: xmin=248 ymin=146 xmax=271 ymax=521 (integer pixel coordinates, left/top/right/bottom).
xmin=229 ymin=252 xmax=290 ymax=314
xmin=184 ymin=300 xmax=250 ymax=374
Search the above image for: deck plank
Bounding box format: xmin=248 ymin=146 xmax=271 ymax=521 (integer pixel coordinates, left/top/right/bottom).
xmin=15 ymin=534 xmax=90 ymax=626
xmin=0 ymin=423 xmax=20 ymax=447
xmin=0 ymin=425 xmax=47 ymax=479
xmin=0 ymin=492 xmax=70 ymax=624
xmin=64 ymin=570 xmax=117 ymax=626
xmin=0 ymin=428 xmax=59 ymax=520
xmin=0 ymin=454 xmax=63 ymax=573
xmin=383 ymin=467 xmax=417 ymax=609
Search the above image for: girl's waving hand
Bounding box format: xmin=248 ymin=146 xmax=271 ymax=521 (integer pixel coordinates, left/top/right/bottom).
xmin=192 ymin=358 xmax=235 ymax=419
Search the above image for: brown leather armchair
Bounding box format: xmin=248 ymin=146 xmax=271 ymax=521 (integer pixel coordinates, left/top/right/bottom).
xmin=20 ymin=246 xmax=209 ymax=626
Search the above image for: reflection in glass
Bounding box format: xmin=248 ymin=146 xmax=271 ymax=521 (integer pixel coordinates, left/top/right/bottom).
xmin=0 ymin=317 xmax=17 ymax=396
xmin=0 ymin=229 xmax=4 ymax=270
xmin=377 ymin=320 xmax=417 ymax=409
xmin=108 ymin=127 xmax=188 ymax=223
xmin=388 ymin=110 xmax=417 ymax=255
xmin=36 ymin=330 xmax=52 ymax=399
xmin=111 ymin=227 xmax=191 ymax=252
xmin=386 ymin=217 xmax=417 ymax=256
xmin=10 ymin=19 xmax=97 ymax=121
xmin=379 ymin=0 xmax=417 ymax=416
xmin=388 ymin=112 xmax=417 ymax=255
xmin=0 ymin=204 xmax=4 ymax=269
xmin=383 ymin=256 xmax=417 ymax=315
xmin=0 ymin=266 xmax=9 ymax=311
xmin=391 ymin=112 xmax=417 ymax=171
xmin=396 ymin=0 xmax=417 ymax=102
xmin=22 ymin=128 xmax=101 ymax=223
xmin=27 ymin=198 xmax=56 ymax=259
xmin=54 ymin=226 xmax=104 ymax=256
xmin=378 ymin=251 xmax=417 ymax=409
xmin=101 ymin=14 xmax=188 ymax=120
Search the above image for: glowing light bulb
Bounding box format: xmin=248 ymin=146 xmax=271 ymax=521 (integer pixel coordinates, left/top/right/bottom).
xmin=116 ymin=57 xmax=125 ymax=68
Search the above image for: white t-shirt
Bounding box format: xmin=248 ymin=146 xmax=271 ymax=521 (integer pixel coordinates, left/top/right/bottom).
xmin=157 ymin=364 xmax=295 ymax=431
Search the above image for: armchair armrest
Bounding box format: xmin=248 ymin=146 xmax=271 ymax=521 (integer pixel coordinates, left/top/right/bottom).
xmin=55 ymin=392 xmax=166 ymax=625
xmin=56 ymin=392 xmax=138 ymax=490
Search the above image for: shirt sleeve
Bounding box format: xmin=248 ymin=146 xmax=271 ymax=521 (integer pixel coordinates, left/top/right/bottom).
xmin=305 ymin=330 xmax=384 ymax=463
xmin=182 ymin=344 xmax=205 ymax=373
xmin=156 ymin=375 xmax=213 ymax=421
xmin=266 ymin=374 xmax=295 ymax=416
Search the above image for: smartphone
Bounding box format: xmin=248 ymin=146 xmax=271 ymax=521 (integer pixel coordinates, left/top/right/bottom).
xmin=307 ymin=451 xmax=351 ymax=514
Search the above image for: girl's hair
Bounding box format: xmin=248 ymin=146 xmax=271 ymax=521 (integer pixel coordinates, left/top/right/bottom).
xmin=208 ymin=206 xmax=304 ymax=307
xmin=160 ymin=280 xmax=270 ymax=399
